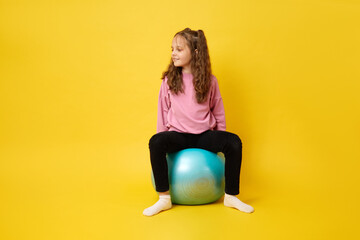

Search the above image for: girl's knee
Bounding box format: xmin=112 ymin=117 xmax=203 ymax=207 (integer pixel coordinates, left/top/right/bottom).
xmin=233 ymin=134 xmax=242 ymax=145
xmin=149 ymin=132 xmax=170 ymax=149
xmin=227 ymin=133 xmax=242 ymax=150
xmin=149 ymin=133 xmax=161 ymax=149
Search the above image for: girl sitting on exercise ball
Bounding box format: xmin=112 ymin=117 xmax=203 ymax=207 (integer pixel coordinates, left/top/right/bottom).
xmin=143 ymin=28 xmax=254 ymax=216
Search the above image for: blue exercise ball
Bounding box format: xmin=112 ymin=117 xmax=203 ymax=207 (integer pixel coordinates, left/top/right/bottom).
xmin=151 ymin=148 xmax=225 ymax=205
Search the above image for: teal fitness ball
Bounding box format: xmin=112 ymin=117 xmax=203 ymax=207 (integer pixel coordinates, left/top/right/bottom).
xmin=151 ymin=148 xmax=225 ymax=205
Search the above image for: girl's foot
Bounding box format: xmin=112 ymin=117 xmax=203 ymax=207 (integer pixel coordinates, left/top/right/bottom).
xmin=224 ymin=193 xmax=254 ymax=213
xmin=143 ymin=195 xmax=172 ymax=216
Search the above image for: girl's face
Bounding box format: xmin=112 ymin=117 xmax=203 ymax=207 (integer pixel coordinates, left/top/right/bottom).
xmin=171 ymin=35 xmax=192 ymax=72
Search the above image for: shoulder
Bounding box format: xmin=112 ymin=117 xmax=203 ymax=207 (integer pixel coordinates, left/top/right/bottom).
xmin=161 ymin=75 xmax=168 ymax=84
xmin=160 ymin=76 xmax=169 ymax=90
xmin=164 ymin=75 xmax=170 ymax=84
xmin=210 ymin=74 xmax=219 ymax=87
xmin=210 ymin=74 xmax=218 ymax=82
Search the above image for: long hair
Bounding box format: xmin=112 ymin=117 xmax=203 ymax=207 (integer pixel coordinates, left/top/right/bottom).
xmin=161 ymin=28 xmax=212 ymax=103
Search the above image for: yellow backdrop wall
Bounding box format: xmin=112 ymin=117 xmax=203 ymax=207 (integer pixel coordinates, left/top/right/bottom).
xmin=1 ymin=0 xmax=359 ymax=239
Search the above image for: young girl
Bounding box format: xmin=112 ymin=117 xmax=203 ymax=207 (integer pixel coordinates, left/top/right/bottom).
xmin=143 ymin=28 xmax=254 ymax=216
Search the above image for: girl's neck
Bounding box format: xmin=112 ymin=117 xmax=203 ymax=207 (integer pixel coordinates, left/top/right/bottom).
xmin=182 ymin=69 xmax=192 ymax=75
xmin=182 ymin=65 xmax=192 ymax=74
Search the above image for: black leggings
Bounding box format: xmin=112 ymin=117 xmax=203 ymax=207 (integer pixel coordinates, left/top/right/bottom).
xmin=148 ymin=130 xmax=243 ymax=195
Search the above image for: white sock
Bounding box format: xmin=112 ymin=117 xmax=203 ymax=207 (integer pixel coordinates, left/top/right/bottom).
xmin=224 ymin=193 xmax=254 ymax=213
xmin=143 ymin=195 xmax=172 ymax=216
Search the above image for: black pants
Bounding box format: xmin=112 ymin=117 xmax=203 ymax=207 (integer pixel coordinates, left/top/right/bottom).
xmin=148 ymin=130 xmax=243 ymax=195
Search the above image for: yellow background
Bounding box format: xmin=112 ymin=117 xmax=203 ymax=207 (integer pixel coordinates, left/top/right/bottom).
xmin=1 ymin=0 xmax=359 ymax=239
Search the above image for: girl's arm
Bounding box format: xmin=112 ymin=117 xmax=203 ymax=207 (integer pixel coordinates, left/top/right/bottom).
xmin=157 ymin=78 xmax=170 ymax=133
xmin=210 ymin=76 xmax=226 ymax=131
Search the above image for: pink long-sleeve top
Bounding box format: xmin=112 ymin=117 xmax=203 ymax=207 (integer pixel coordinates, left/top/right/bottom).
xmin=157 ymin=72 xmax=226 ymax=134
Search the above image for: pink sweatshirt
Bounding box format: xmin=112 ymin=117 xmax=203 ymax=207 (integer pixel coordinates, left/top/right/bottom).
xmin=157 ymin=72 xmax=226 ymax=134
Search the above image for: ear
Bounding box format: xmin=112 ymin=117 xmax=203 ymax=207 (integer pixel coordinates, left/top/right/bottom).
xmin=195 ymin=49 xmax=198 ymax=54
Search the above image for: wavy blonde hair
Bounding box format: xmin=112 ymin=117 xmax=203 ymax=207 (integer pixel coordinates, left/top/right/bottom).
xmin=161 ymin=28 xmax=212 ymax=103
